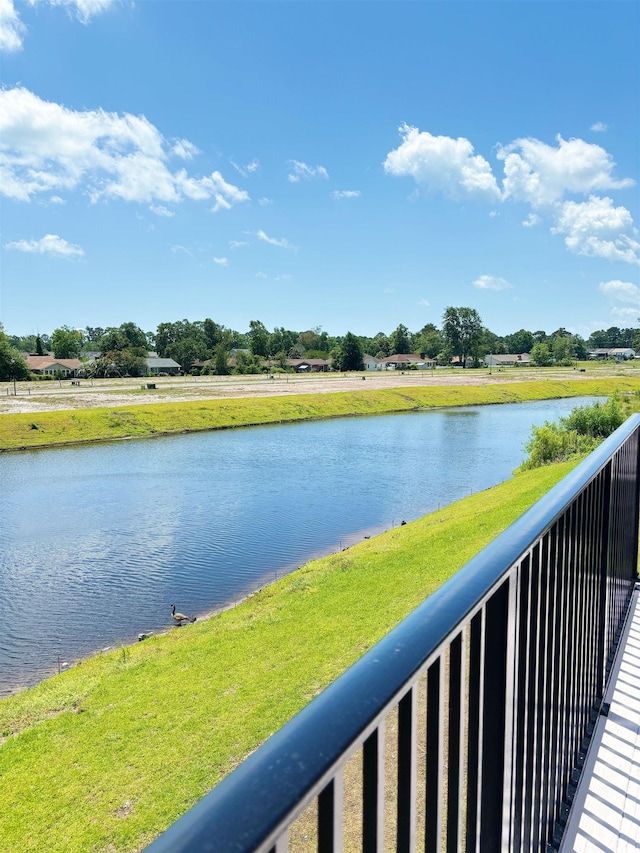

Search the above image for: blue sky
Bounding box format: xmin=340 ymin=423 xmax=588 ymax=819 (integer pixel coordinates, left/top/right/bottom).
xmin=1 ymin=0 xmax=639 ymax=341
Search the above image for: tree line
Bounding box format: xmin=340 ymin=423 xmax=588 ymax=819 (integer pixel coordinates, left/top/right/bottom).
xmin=1 ymin=311 xmax=639 ymax=382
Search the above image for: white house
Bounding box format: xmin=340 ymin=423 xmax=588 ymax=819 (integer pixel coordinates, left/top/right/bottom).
xmin=145 ymin=357 xmax=181 ymax=376
xmin=363 ymin=354 xmax=381 ymax=371
xmin=484 ymin=353 xmax=532 ymax=367
xmin=588 ymin=348 xmax=636 ymax=361
xmin=380 ymin=353 xmax=436 ymax=370
xmin=23 ymin=355 xmax=82 ymax=377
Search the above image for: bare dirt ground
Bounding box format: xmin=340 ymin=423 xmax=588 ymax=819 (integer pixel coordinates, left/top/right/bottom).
xmin=0 ymin=365 xmax=633 ymax=415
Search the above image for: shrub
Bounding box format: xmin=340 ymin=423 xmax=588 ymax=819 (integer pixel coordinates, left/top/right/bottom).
xmin=521 ymin=395 xmax=628 ymax=470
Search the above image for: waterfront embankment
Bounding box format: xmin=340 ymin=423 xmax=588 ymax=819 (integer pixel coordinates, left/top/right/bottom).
xmin=2 ymin=374 xmax=640 ymax=451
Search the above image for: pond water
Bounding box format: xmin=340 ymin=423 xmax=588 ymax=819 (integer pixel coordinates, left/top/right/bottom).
xmin=0 ymin=397 xmax=600 ymax=695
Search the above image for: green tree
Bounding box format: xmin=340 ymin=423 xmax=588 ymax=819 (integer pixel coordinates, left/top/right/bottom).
xmin=203 ymin=318 xmax=225 ymax=352
xmin=0 ymin=330 xmax=30 ymax=381
xmin=531 ymin=342 xmax=552 ymax=366
xmin=233 ymin=351 xmax=263 ymax=374
xmin=504 ymin=329 xmax=534 ymax=354
xmin=390 ymin=323 xmax=411 ymax=355
xmin=35 ymin=334 xmax=44 ymax=356
xmin=414 ymin=324 xmax=444 ymax=358
xmin=248 ymin=320 xmax=269 ymax=357
xmin=442 ymin=307 xmax=483 ymax=367
xmin=552 ymin=336 xmax=574 ymax=365
xmin=571 ymin=335 xmax=588 ymax=360
xmin=51 ymin=326 xmax=83 ymax=359
xmin=371 ymin=332 xmax=391 ymax=358
xmin=297 ymin=327 xmax=328 ymax=354
xmin=341 ymin=331 xmax=364 ymax=371
xmin=83 ymin=327 xmax=105 ymax=347
xmin=214 ymin=343 xmax=229 ymax=375
xmin=119 ymin=322 xmax=149 ymax=350
xmin=167 ymin=338 xmax=208 ymax=373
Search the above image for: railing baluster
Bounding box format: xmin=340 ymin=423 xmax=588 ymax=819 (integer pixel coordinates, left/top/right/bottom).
xmin=397 ymin=686 xmax=417 ymax=852
xmin=318 ymin=772 xmax=343 ymax=853
xmin=479 ymin=581 xmax=509 ymax=851
xmin=426 ymin=657 xmax=443 ymax=853
xmin=465 ymin=610 xmax=483 ymax=853
xmin=362 ymin=724 xmax=385 ymax=853
xmin=447 ymin=633 xmax=463 ymax=853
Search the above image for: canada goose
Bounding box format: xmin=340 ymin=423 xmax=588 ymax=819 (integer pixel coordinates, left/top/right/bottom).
xmin=171 ymin=604 xmax=196 ymax=625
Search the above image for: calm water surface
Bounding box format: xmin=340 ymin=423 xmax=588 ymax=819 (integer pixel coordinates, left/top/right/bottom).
xmin=0 ymin=397 xmax=599 ymax=695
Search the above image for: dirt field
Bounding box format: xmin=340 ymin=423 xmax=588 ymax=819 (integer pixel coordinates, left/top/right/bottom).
xmin=0 ymin=365 xmax=635 ymax=415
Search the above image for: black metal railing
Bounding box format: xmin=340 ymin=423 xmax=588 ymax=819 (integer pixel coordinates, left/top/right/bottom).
xmin=146 ymin=414 xmax=640 ymax=853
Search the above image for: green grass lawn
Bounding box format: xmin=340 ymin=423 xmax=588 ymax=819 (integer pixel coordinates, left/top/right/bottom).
xmin=0 ymin=460 xmax=578 ymax=852
xmin=2 ymin=376 xmax=640 ymax=451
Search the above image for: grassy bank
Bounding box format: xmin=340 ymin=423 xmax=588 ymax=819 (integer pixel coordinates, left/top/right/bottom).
xmin=0 ymin=459 xmax=579 ymax=852
xmin=2 ymin=376 xmax=640 ymax=451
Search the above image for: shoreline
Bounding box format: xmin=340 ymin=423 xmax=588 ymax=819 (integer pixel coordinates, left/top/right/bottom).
xmin=2 ymin=372 xmax=639 ymax=452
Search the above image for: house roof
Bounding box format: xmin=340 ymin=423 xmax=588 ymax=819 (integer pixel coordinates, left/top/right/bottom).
xmin=287 ymin=358 xmax=329 ymax=366
xmin=145 ymin=357 xmax=181 ymax=368
xmin=24 ymin=356 xmax=82 ymax=370
xmin=486 ymin=353 xmax=531 ymax=362
xmin=380 ymin=353 xmax=422 ymax=364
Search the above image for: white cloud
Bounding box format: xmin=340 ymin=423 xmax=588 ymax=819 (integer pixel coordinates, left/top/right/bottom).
xmin=231 ymin=158 xmax=259 ymax=177
xmin=258 ymin=197 xmax=272 ymax=206
xmin=0 ymin=87 xmax=250 ymax=212
xmin=591 ymin=122 xmax=608 ymax=133
xmin=5 ymin=233 xmax=84 ymax=257
xmin=213 ymin=256 xmax=228 ymax=266
xmin=331 ymin=189 xmax=360 ymax=199
xmin=473 ymin=274 xmax=513 ymax=291
xmin=551 ymin=196 xmax=640 ymax=265
xmin=287 ymin=160 xmax=329 ymax=183
xmin=257 ymin=229 xmax=292 ymax=249
xmin=418 ymin=299 xmax=430 ymax=307
xmin=171 ymin=139 xmax=200 ymax=160
xmin=44 ymin=0 xmax=116 ymax=24
xmin=150 ymin=205 xmax=175 ymax=217
xmin=1 ymin=0 xmax=115 ymax=52
xmin=498 ymin=134 xmax=634 ymax=207
xmin=229 ymin=240 xmax=248 ymax=249
xmin=383 ymin=123 xmax=501 ymax=202
xmin=170 ymin=244 xmax=194 ymax=258
xmin=522 ymin=213 xmax=541 ymax=228
xmin=0 ymin=0 xmax=25 ymax=52
xmin=610 ymin=306 xmax=639 ymax=323
xmin=598 ymin=279 xmax=639 ymax=304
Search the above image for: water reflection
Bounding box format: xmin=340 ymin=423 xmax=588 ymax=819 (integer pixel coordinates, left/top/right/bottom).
xmin=0 ymin=397 xmax=600 ymax=695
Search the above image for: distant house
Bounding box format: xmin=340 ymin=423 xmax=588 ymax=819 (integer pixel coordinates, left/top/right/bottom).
xmin=23 ymin=355 xmax=82 ymax=377
xmin=145 ymin=357 xmax=181 ymax=376
xmin=588 ymin=348 xmax=636 ymax=361
xmin=608 ymin=348 xmax=636 ymax=361
xmin=363 ymin=354 xmax=381 ymax=371
xmin=484 ymin=353 xmax=532 ymax=367
xmin=588 ymin=348 xmax=612 ymax=360
xmin=287 ymin=358 xmax=330 ymax=373
xmin=380 ymin=354 xmax=436 ymax=370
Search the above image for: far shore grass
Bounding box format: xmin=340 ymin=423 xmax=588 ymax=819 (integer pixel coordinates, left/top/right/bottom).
xmin=0 ymin=458 xmax=579 ymax=852
xmin=2 ymin=376 xmax=640 ymax=451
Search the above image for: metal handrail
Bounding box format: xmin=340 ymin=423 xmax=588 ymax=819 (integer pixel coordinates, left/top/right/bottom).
xmin=147 ymin=414 xmax=640 ymax=853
